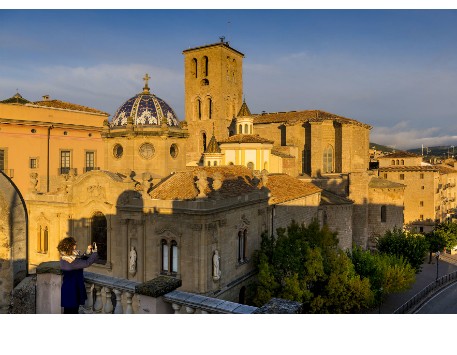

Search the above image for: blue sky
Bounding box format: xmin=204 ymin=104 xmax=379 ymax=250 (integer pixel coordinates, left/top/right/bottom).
xmin=1 ymin=9 xmax=457 ymax=149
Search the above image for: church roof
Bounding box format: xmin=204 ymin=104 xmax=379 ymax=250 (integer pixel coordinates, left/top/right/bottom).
xmin=219 ymin=134 xmax=274 ymax=144
xmin=369 ymin=177 xmax=406 ymax=189
xmin=110 ymin=75 xmax=180 ymax=128
xmin=205 ymin=134 xmax=221 ymax=154
xmin=237 ymin=100 xmax=251 ymax=117
xmin=33 ymin=99 xmax=109 ymax=115
xmin=320 ymin=190 xmax=354 ymax=205
xmin=266 ymin=174 xmax=321 ymax=205
xmin=379 ymin=151 xmax=420 ymax=159
xmin=149 ymin=166 xmax=260 ymax=200
xmin=253 ymin=110 xmax=371 ymax=129
xmin=0 ymin=92 xmax=31 ymax=104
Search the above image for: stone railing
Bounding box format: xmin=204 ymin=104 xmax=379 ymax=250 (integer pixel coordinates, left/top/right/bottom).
xmin=35 ymin=261 xmax=284 ymax=314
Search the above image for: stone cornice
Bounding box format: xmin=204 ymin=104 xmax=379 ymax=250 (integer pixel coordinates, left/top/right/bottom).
xmin=0 ymin=117 xmax=103 ymax=131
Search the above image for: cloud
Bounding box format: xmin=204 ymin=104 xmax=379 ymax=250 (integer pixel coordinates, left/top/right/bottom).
xmin=371 ymin=122 xmax=457 ymax=150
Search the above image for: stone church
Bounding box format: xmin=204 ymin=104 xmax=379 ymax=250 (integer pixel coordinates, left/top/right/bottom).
xmin=2 ymin=39 xmax=405 ymax=304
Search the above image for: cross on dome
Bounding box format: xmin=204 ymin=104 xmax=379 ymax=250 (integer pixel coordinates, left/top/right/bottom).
xmin=143 ymin=73 xmax=151 ymax=94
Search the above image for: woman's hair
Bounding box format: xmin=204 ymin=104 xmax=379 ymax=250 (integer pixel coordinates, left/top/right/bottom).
xmin=57 ymin=236 xmax=76 ymax=256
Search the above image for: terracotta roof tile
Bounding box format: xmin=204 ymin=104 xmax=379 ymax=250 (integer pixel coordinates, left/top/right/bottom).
xmin=266 ymin=174 xmax=321 ymax=205
xmin=253 ymin=110 xmax=371 ymax=129
xmin=219 ymin=134 xmax=274 ymax=144
xmin=33 ymin=100 xmax=109 ymax=115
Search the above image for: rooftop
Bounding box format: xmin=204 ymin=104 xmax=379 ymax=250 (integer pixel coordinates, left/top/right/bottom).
xmin=369 ymin=177 xmax=406 ymax=189
xmin=266 ymin=174 xmax=321 ymax=205
xmin=253 ymin=109 xmax=371 ymax=129
xmin=379 ymin=151 xmax=421 ymax=159
xmin=219 ymin=134 xmax=274 ymax=144
xmin=33 ymin=99 xmax=109 ymax=116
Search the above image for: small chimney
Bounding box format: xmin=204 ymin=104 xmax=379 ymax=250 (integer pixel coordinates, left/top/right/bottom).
xmin=42 ymin=95 xmax=50 ymax=101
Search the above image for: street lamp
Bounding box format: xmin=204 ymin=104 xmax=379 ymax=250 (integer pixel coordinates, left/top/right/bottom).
xmin=435 ymin=251 xmax=441 ymax=281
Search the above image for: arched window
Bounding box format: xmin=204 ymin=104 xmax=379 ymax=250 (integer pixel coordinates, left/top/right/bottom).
xmin=192 ymin=58 xmax=198 ymax=78
xmin=247 ymin=162 xmax=254 ymax=170
xmin=213 ymin=161 xmax=217 ymax=166
xmin=197 ymin=99 xmax=202 ymax=119
xmin=396 ymin=159 xmax=400 ymax=165
xmin=91 ymin=212 xmax=107 ymax=264
xmin=208 ymin=98 xmax=212 ymax=119
xmin=391 ymin=160 xmax=395 ymax=165
xmin=161 ymin=239 xmax=178 ymax=274
xmin=202 ymin=56 xmax=208 ymax=76
xmin=238 ymin=124 xmax=242 ymax=134
xmin=202 ymin=132 xmax=207 ymax=152
xmin=381 ymin=205 xmax=387 ymax=223
xmin=244 ymin=124 xmax=248 ymax=134
xmin=323 ymin=145 xmax=334 ymax=173
xmin=238 ymin=229 xmax=247 ymax=263
xmin=207 ymin=161 xmax=211 ymax=166
xmin=401 ymin=159 xmax=404 ymax=165
xmin=37 ymin=225 xmax=49 ymax=253
xmin=250 ymin=125 xmax=253 ymax=134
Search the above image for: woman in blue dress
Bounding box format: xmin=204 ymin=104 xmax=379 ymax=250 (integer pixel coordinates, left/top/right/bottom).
xmin=57 ymin=237 xmax=98 ymax=314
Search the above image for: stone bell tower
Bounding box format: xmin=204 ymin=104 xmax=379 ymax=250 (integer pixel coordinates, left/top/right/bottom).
xmin=183 ymin=38 xmax=244 ymax=164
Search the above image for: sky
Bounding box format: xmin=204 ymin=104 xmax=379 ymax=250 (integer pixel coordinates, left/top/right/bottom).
xmin=1 ymin=8 xmax=457 ymax=150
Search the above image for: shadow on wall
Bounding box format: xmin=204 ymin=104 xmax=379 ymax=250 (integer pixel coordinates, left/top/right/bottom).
xmin=0 ymin=170 xmax=28 ymax=312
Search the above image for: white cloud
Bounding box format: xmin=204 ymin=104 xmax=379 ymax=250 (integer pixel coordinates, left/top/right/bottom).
xmin=371 ymin=122 xmax=457 ymax=150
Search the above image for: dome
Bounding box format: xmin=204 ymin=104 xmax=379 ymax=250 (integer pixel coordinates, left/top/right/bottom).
xmin=110 ymin=74 xmax=179 ymax=128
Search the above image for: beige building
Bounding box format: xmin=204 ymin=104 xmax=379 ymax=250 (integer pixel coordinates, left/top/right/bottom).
xmin=378 ymin=151 xmax=457 ymax=233
xmin=0 ymin=93 xmax=108 ymax=194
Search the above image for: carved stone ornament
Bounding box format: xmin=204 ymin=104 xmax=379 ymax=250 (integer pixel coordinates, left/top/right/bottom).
xmin=129 ymin=246 xmax=137 ymax=276
xmin=29 ymin=172 xmax=39 ymax=192
xmin=212 ymin=172 xmax=223 ymax=191
xmin=195 ymin=170 xmax=208 ymax=198
xmin=213 ymin=250 xmax=221 ymax=281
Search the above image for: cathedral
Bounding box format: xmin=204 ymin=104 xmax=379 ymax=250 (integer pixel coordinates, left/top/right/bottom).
xmin=0 ymin=39 xmax=405 ymax=308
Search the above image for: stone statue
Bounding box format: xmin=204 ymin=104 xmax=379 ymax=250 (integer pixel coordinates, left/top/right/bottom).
xmin=213 ymin=250 xmax=221 ymax=280
xmin=29 ymin=172 xmax=38 ymax=192
xmin=129 ymin=246 xmax=137 ymax=275
xmin=196 ymin=170 xmax=208 ymax=198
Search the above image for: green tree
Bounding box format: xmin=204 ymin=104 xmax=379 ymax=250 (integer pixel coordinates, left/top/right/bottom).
xmin=376 ymin=228 xmax=428 ymax=272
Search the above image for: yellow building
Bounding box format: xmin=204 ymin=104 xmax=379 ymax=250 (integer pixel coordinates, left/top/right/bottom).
xmin=0 ymin=93 xmax=108 ymax=194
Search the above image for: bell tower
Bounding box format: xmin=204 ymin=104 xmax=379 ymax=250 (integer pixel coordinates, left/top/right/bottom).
xmin=183 ymin=38 xmax=244 ymax=164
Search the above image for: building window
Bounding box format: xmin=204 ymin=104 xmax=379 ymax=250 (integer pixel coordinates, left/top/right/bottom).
xmin=30 ymin=157 xmax=38 ymax=169
xmin=396 ymin=160 xmax=399 ymax=165
xmin=91 ymin=212 xmax=107 ymax=264
xmin=381 ymin=205 xmax=387 ymax=223
xmin=213 ymin=161 xmax=217 ymax=166
xmin=247 ymin=162 xmax=254 ymax=170
xmin=37 ymin=225 xmax=49 ymax=253
xmin=238 ymin=124 xmax=242 ymax=134
xmin=421 ymin=186 xmax=425 ymax=190
xmin=202 ymin=133 xmax=207 ymax=153
xmin=383 ymin=173 xmax=388 ymax=179
xmin=420 ymin=214 xmax=424 ymax=221
xmin=244 ymin=124 xmax=248 ymax=134
xmin=400 ymin=174 xmax=405 ymax=180
xmin=170 ymin=144 xmax=179 ymax=158
xmin=192 ymin=58 xmax=198 ymax=78
xmin=208 ymin=98 xmax=212 ymax=119
xmin=113 ymin=144 xmax=123 ymax=159
xmin=391 ymin=160 xmax=395 ymax=165
xmin=238 ymin=230 xmax=247 ymax=263
xmin=420 ymin=201 xmax=424 ymax=207
xmin=202 ymin=56 xmax=208 ymax=76
xmin=0 ymin=149 xmax=4 ymax=171
xmin=60 ymin=150 xmax=71 ymax=174
xmin=420 ymin=173 xmax=424 ymax=179
xmin=85 ymin=151 xmax=95 ymax=172
xmin=197 ymin=99 xmax=201 ymax=119
xmin=323 ymin=145 xmax=334 ymax=173
xmin=161 ymin=239 xmax=178 ymax=274
xmin=419 ymin=227 xmax=424 ymax=233
xmin=401 ymin=159 xmax=404 ymax=165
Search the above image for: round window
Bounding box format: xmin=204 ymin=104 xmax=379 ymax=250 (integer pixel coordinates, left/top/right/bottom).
xmin=170 ymin=144 xmax=179 ymax=159
xmin=139 ymin=143 xmax=155 ymax=159
xmin=113 ymin=144 xmax=123 ymax=159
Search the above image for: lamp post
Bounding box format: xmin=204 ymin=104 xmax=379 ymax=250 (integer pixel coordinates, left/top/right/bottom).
xmin=435 ymin=251 xmax=441 ymax=281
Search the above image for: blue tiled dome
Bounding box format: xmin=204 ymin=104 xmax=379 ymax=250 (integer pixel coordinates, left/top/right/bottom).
xmin=110 ymin=75 xmax=179 ymax=128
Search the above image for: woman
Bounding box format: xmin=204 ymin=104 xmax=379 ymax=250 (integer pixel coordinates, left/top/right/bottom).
xmin=57 ymin=237 xmax=98 ymax=314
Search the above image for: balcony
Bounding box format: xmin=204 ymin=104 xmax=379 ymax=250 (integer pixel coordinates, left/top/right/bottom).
xmin=83 ymin=167 xmax=100 ymax=173
xmin=58 ymin=167 xmax=77 ymax=175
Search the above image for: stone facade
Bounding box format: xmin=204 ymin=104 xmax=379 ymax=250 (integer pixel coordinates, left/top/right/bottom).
xmin=0 ymin=171 xmax=27 ymax=313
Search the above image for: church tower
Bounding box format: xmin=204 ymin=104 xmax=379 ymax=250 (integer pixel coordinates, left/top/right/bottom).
xmin=183 ymin=38 xmax=244 ymax=164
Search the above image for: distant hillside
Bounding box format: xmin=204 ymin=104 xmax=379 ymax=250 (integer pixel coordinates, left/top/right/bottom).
xmin=370 ymin=143 xmax=396 ymax=153
xmin=407 ymin=145 xmax=456 ymax=158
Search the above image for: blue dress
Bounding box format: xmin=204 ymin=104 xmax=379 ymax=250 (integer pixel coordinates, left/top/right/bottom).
xmin=60 ymin=252 xmax=98 ymax=308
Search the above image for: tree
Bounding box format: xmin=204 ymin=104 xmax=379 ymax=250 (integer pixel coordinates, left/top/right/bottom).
xmin=376 ymin=228 xmax=428 ymax=272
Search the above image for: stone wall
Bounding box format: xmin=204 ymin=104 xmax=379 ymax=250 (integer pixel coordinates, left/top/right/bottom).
xmin=0 ymin=171 xmax=27 ymax=313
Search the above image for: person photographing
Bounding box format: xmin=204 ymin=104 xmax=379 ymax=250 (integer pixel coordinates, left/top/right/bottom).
xmin=57 ymin=237 xmax=98 ymax=314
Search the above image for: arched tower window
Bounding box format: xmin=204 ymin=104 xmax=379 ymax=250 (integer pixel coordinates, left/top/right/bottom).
xmin=401 ymin=159 xmax=404 ymax=165
xmin=391 ymin=160 xmax=395 ymax=165
xmin=323 ymin=145 xmax=334 ymax=173
xmin=396 ymin=159 xmax=400 ymax=165
xmin=238 ymin=229 xmax=247 ymax=263
xmin=192 ymin=58 xmax=198 ymax=78
xmin=244 ymin=124 xmax=248 ymax=134
xmin=91 ymin=211 xmax=107 ymax=264
xmin=202 ymin=132 xmax=207 ymax=152
xmin=381 ymin=205 xmax=387 ymax=223
xmin=238 ymin=124 xmax=242 ymax=134
xmin=202 ymin=56 xmax=208 ymax=76
xmin=208 ymin=98 xmax=212 ymax=119
xmin=197 ymin=99 xmax=202 ymax=120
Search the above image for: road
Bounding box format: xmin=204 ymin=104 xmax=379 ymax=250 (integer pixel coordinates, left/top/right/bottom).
xmin=415 ymin=281 xmax=457 ymax=314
